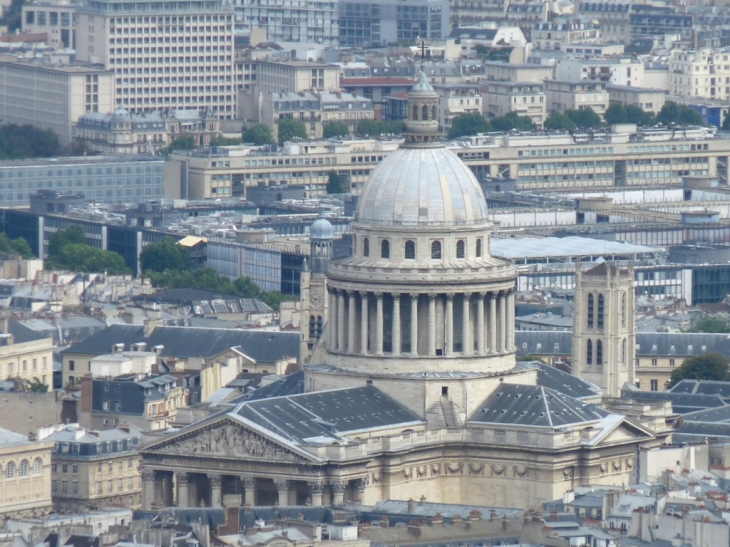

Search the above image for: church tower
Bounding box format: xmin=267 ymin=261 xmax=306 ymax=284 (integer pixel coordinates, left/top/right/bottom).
xmin=572 ymin=262 xmax=635 ymax=397
xmin=299 ymin=214 xmax=333 ymax=362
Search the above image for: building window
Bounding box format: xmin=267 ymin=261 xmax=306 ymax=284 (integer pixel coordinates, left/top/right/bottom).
xmin=19 ymin=460 xmax=28 ymax=477
xmin=69 ymin=360 xmax=75 ymax=371
xmin=6 ymin=462 xmax=14 ymax=479
xmin=33 ymin=458 xmax=42 ymax=475
xmin=73 ymin=481 xmax=79 ymax=495
xmin=651 ymin=358 xmax=658 ymax=367
xmin=621 ymin=293 xmax=626 ymax=328
xmin=62 ymin=481 xmax=68 ymax=494
xmin=363 ymin=238 xmax=369 ymax=257
xmin=119 ymin=477 xmax=124 ymax=491
xmin=404 ymin=240 xmax=415 ymax=259
xmin=456 ymin=240 xmax=465 ymax=259
xmin=381 ymin=239 xmax=390 ymax=259
xmin=476 ymin=238 xmax=482 ymax=258
xmin=650 ymin=379 xmax=658 ymax=391
xmin=596 ymin=340 xmax=603 ymax=365
xmin=431 ymin=240 xmax=442 ymax=259
xmin=587 ymin=339 xmax=592 ymax=365
xmin=635 ymin=380 xmax=641 ymax=389
xmin=108 ymin=480 xmax=113 ymax=493
xmin=52 ymin=480 xmax=57 ymax=493
xmin=622 ymin=339 xmax=626 ymax=364
xmin=72 ymin=464 xmax=78 ymax=474
xmin=597 ymin=294 xmax=604 ymax=329
xmin=669 ymin=359 xmax=676 ymax=367
xmin=97 ymin=482 xmax=102 ymax=495
xmin=636 ymin=358 xmax=640 ymax=367
xmin=587 ymin=294 xmax=594 ymax=328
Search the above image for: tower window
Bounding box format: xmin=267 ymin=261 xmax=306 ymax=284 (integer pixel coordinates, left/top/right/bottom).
xmin=587 ymin=339 xmax=592 ymax=365
xmin=412 ymin=105 xmax=418 ymax=121
xmin=476 ymin=238 xmax=482 ymax=258
xmin=432 ymin=105 xmax=437 ymax=121
xmin=621 ymin=293 xmax=626 ymax=328
xmin=381 ymin=240 xmax=390 ymax=259
xmin=596 ymin=340 xmax=603 ymax=365
xmin=597 ymin=294 xmax=604 ymax=329
xmin=587 ymin=294 xmax=594 ymax=329
xmin=422 ymin=105 xmax=429 ymax=121
xmin=405 ymin=240 xmax=415 ymax=259
xmin=431 ymin=241 xmax=442 ymax=259
xmin=309 ymin=316 xmax=315 ymax=338
xmin=456 ymin=240 xmax=465 ymax=259
xmin=363 ymin=238 xmax=369 ymax=257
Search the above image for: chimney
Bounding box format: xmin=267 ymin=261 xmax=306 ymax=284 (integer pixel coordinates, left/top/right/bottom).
xmin=132 ymin=342 xmax=147 ymax=352
xmin=118 ymin=423 xmax=130 ymax=433
xmin=452 ymin=515 xmax=463 ymax=525
xmin=431 ymin=513 xmax=443 ymax=526
xmin=407 ymin=499 xmax=415 ymax=513
xmin=489 ymin=509 xmax=498 ymax=522
xmin=80 ymin=374 xmax=93 ymax=414
xmin=469 ymin=510 xmax=481 ymax=522
xmin=419 ymin=495 xmax=426 ymax=506
xmin=0 ymin=317 xmax=9 ymax=334
xmin=112 ymin=343 xmax=124 ymax=353
xmin=143 ymin=317 xmax=162 ymax=337
xmin=549 ymin=508 xmax=558 ymax=522
xmin=379 ymin=516 xmax=389 ymax=529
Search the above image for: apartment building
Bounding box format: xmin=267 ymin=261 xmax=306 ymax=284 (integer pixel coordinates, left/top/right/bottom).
xmin=669 ymin=48 xmax=730 ymax=101
xmin=532 ymin=16 xmax=601 ymax=51
xmin=576 ymin=0 xmax=631 ymax=44
xmin=629 ymin=5 xmax=692 ymax=43
xmin=75 ymin=0 xmax=236 ymax=118
xmin=0 ymin=55 xmax=114 ymax=145
xmin=555 ymin=58 xmax=645 ymax=87
xmin=255 ymin=60 xmax=340 ymax=94
xmin=40 ymin=423 xmax=142 ymax=512
xmin=338 ymin=0 xmax=448 ymax=48
xmin=482 ymin=81 xmax=546 ymax=126
xmin=607 ymin=84 xmax=666 ymax=114
xmin=545 ymin=79 xmax=610 ymax=116
xmin=481 ymin=61 xmax=554 ymax=83
xmin=234 ymin=0 xmax=338 ymax=45
xmin=0 ymin=319 xmax=54 ymax=387
xmin=432 ymin=83 xmax=481 ymax=135
xmin=22 ymin=1 xmax=78 ymax=49
xmin=449 ymin=0 xmax=506 ymax=26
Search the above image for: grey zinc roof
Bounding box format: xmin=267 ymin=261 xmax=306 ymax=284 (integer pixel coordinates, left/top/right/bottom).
xmin=620 ymin=388 xmax=726 ymax=414
xmin=236 ymin=370 xmax=305 ymax=402
xmin=681 ymin=405 xmax=730 ymax=423
xmin=535 ymin=362 xmax=601 ymax=399
xmin=0 ymin=427 xmax=31 ymax=448
xmin=491 ymin=236 xmax=656 ymax=260
xmin=669 ymin=379 xmax=730 ymax=397
xmin=8 ymin=320 xmax=52 ymax=343
xmin=60 ymin=324 xmax=145 ymax=355
xmin=355 ymin=146 xmax=489 ymax=227
xmin=234 ymin=385 xmax=421 ymax=442
xmin=469 ymin=384 xmax=606 ymax=427
xmin=43 ymin=425 xmax=140 ymax=444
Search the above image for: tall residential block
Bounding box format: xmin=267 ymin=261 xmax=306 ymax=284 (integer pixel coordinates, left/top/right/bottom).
xmin=235 ymin=0 xmax=338 ymax=45
xmin=75 ymin=0 xmax=236 ymax=118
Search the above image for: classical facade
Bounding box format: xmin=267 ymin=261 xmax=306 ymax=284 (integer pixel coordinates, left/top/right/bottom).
xmin=140 ymin=70 xmax=662 ymax=511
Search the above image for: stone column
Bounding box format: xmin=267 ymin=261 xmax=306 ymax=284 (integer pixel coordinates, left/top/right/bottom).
xmin=488 ymin=293 xmax=497 ymax=354
xmin=428 ymin=295 xmax=436 ymax=356
xmin=507 ymin=290 xmax=515 ymax=351
xmin=175 ymin=472 xmax=189 ymax=508
xmin=445 ymin=294 xmax=454 ymax=356
xmin=360 ymin=292 xmax=369 ymax=355
xmin=347 ymin=291 xmax=357 ymax=354
xmin=462 ymin=293 xmax=472 ymax=356
xmin=328 ymin=289 xmax=337 ymax=349
xmin=308 ymin=481 xmax=324 ymax=507
xmin=498 ymin=291 xmax=506 ymax=353
xmin=375 ymin=293 xmax=384 ymax=356
xmin=242 ymin=477 xmax=256 ymax=506
xmin=274 ymin=479 xmax=289 ymax=507
xmin=141 ymin=470 xmax=155 ymax=510
xmin=410 ymin=293 xmax=419 ymax=356
xmin=337 ymin=290 xmax=346 ymax=351
xmin=476 ymin=293 xmax=485 ymax=355
xmin=330 ymin=480 xmax=346 ymax=505
xmin=392 ymin=294 xmax=401 ymax=356
xmin=208 ymin=474 xmax=222 ymax=508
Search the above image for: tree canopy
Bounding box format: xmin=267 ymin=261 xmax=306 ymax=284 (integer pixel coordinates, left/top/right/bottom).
xmin=209 ymin=135 xmax=242 ymax=146
xmin=140 ymin=237 xmax=190 ymax=275
xmin=46 ymin=225 xmax=130 ymax=274
xmin=0 ymin=233 xmax=34 ymax=258
xmin=26 ymin=378 xmax=49 ymax=393
xmin=684 ymin=315 xmax=730 ymax=334
xmin=277 ymin=118 xmax=308 ymax=145
xmin=448 ymin=111 xmax=535 ymax=139
xmin=48 ymin=225 xmax=86 ymax=260
xmin=243 ymin=124 xmax=275 ymax=146
xmin=323 ymin=121 xmax=350 ymax=139
xmin=604 ymin=103 xmax=656 ymax=126
xmin=668 ymin=353 xmax=730 ymax=387
xmin=355 ymin=119 xmax=405 ymax=137
xmin=0 ymin=124 xmax=61 ymax=160
xmin=326 ymin=170 xmax=343 ymax=194
xmin=657 ymin=102 xmax=705 ymax=126
xmin=158 ymin=135 xmax=196 ymax=156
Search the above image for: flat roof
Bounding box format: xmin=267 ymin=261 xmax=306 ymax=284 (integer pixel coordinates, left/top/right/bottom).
xmin=491 ymin=236 xmax=657 ymax=259
xmin=0 ymin=155 xmax=164 ymax=168
xmin=0 ymin=54 xmax=112 ymax=74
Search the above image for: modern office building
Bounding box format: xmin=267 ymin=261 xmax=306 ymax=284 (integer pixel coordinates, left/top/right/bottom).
xmin=482 ymin=81 xmax=546 ymax=126
xmin=75 ymin=0 xmax=236 ymax=118
xmin=254 ymin=60 xmax=340 ymax=94
xmin=22 ymin=1 xmax=78 ymax=49
xmin=338 ymin=0 xmax=448 ymax=48
xmin=234 ymin=0 xmax=338 ymax=45
xmin=0 ymin=55 xmax=114 ymax=145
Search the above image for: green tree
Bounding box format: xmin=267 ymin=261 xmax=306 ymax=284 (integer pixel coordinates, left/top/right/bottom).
xmin=668 ymin=353 xmax=730 ymax=387
xmin=488 ymin=111 xmax=534 ymax=132
xmin=48 ymin=225 xmax=86 ymax=261
xmin=55 ymin=244 xmax=131 ymax=275
xmin=326 ymin=170 xmax=343 ymax=194
xmin=684 ymin=315 xmax=730 ymax=334
xmin=243 ymin=124 xmax=275 ymax=146
xmin=564 ymin=108 xmax=602 ymax=129
xmin=0 ymin=124 xmax=61 ymax=160
xmin=604 ymin=103 xmax=627 ymax=125
xmin=544 ymin=112 xmax=577 ymax=131
xmin=0 ymin=233 xmax=34 ymax=258
xmin=140 ymin=237 xmax=190 ymax=274
xmin=723 ymin=114 xmax=730 ymax=131
xmin=356 ymin=119 xmax=382 ymax=137
xmin=277 ymin=118 xmax=307 ymax=145
xmin=209 ymin=135 xmax=242 ymax=146
xmin=624 ymin=105 xmax=655 ymax=126
xmin=657 ymin=101 xmax=705 ymax=126
xmin=26 ymin=378 xmax=49 ymax=393
xmin=323 ymin=121 xmax=350 ymax=139
xmin=448 ymin=112 xmax=491 ymax=139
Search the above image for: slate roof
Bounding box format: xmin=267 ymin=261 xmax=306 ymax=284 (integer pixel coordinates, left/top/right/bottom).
xmin=61 ymin=324 xmax=145 ymax=355
xmin=621 ymin=388 xmax=726 ymax=414
xmin=0 ymin=427 xmax=31 ymax=448
xmin=680 ymin=405 xmax=730 ymax=423
xmin=233 ymin=385 xmax=421 ymax=443
xmin=469 ymin=384 xmax=606 ymax=427
xmin=669 ymin=380 xmax=730 ymax=397
xmin=8 ymin=320 xmax=51 ymax=343
xmin=535 ymin=362 xmax=601 ymax=399
xmin=235 ymin=370 xmax=305 ymax=402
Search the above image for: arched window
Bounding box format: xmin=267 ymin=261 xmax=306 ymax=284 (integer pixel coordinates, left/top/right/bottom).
xmin=363 ymin=238 xmax=369 ymax=257
xmin=456 ymin=240 xmax=465 ymax=259
xmin=309 ymin=316 xmax=316 ymax=338
xmin=476 ymin=238 xmax=482 ymax=258
xmin=587 ymin=294 xmax=594 ymax=329
xmin=6 ymin=462 xmax=15 ymax=479
xmin=586 ymin=339 xmax=593 ymax=365
xmin=412 ymin=105 xmax=418 ymax=121
xmin=422 ymin=105 xmax=429 ymax=121
xmin=622 ymin=338 xmax=627 ymax=364
xmin=19 ymin=460 xmax=28 ymax=477
xmin=405 ymin=240 xmax=416 ymax=259
xmin=621 ymin=293 xmax=627 ymax=328
xmin=381 ymin=240 xmax=390 ymax=259
xmin=596 ymin=340 xmax=603 ymax=365
xmin=315 ymin=316 xmax=323 ymax=338
xmin=597 ymin=294 xmax=604 ymax=328
xmin=431 ymin=241 xmax=442 ymax=259
xmin=33 ymin=458 xmax=42 ymax=475
xmin=431 ymin=105 xmax=437 ymax=121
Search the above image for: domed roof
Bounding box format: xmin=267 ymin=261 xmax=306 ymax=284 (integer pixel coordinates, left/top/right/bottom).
xmin=355 ymin=146 xmax=489 ymax=227
xmin=310 ymin=215 xmax=334 ymax=240
xmin=110 ymin=107 xmax=131 ymax=121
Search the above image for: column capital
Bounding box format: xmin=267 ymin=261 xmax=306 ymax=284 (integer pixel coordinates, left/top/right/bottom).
xmin=329 ymin=480 xmax=347 ymax=494
xmin=174 ymin=472 xmax=189 ymax=484
xmin=476 ymin=291 xmax=486 ymax=298
xmin=359 ymin=290 xmax=369 ymax=298
xmin=446 ymin=293 xmax=454 ymax=301
xmin=488 ymin=292 xmax=498 ymax=300
xmin=428 ymin=293 xmax=437 ymax=301
xmin=410 ymin=292 xmax=419 ymax=299
xmin=463 ymin=291 xmax=472 ymax=298
xmin=141 ymin=469 xmax=156 ymax=483
xmin=274 ymin=479 xmax=290 ymax=491
xmin=308 ymin=481 xmax=325 ymax=494
xmin=241 ymin=477 xmax=256 ymax=489
xmin=392 ymin=293 xmax=401 ymax=301
xmin=208 ymin=473 xmax=222 ymax=487
xmin=374 ymin=292 xmax=384 ymax=300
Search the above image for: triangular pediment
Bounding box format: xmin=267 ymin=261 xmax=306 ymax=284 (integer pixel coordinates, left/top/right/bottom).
xmin=590 ymin=417 xmax=655 ymax=447
xmin=142 ymin=416 xmax=320 ymax=463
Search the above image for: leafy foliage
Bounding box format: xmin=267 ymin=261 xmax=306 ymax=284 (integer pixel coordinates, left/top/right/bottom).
xmin=243 ymin=124 xmax=275 ymax=146
xmin=355 ymin=119 xmax=405 ymax=137
xmin=0 ymin=0 xmax=25 ymax=32
xmin=277 ymin=118 xmax=308 ymax=145
xmin=657 ymin=102 xmax=705 ymax=126
xmin=26 ymin=378 xmax=49 ymax=393
xmin=544 ymin=112 xmax=577 ymax=131
xmin=604 ymin=103 xmax=656 ymax=126
xmin=0 ymin=124 xmax=61 ymax=159
xmin=448 ymin=111 xmax=534 ymax=139
xmin=48 ymin=225 xmax=86 ymax=260
xmin=0 ymin=233 xmax=34 ymax=258
xmin=723 ymin=115 xmax=730 ymax=131
xmin=148 ymin=268 xmax=288 ymax=310
xmin=684 ymin=315 xmax=730 ymax=334
xmin=140 ymin=237 xmax=190 ymax=275
xmin=668 ymin=353 xmax=730 ymax=387
xmin=157 ymin=136 xmax=196 ymax=156
xmin=323 ymin=121 xmax=350 ymax=139
xmin=209 ymin=135 xmax=242 ymax=146
xmin=46 ymin=225 xmax=130 ymax=274
xmin=326 ymin=170 xmax=343 ymax=194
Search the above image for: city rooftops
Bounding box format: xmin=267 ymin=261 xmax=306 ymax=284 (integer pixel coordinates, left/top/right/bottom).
xmin=0 ymin=155 xmax=163 ymax=168
xmin=0 ymin=54 xmax=112 ymax=74
xmin=258 ymin=59 xmax=337 ymax=69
